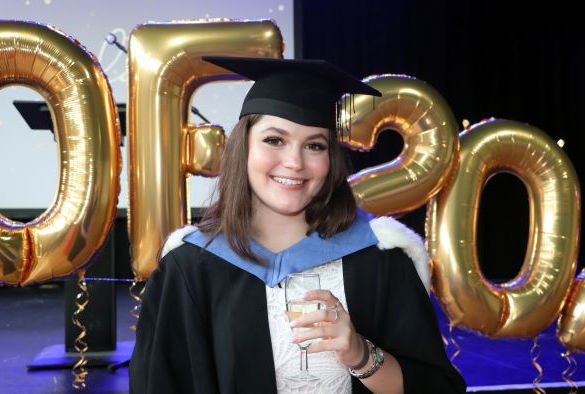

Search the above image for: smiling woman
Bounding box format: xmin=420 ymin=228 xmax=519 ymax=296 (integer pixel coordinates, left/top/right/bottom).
xmin=129 ymin=57 xmax=466 ymax=394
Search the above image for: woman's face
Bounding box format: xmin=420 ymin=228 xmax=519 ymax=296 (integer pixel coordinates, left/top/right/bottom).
xmin=247 ymin=115 xmax=330 ymax=218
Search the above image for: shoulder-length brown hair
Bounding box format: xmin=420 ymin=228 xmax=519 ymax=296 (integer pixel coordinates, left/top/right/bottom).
xmin=198 ymin=114 xmax=357 ymax=264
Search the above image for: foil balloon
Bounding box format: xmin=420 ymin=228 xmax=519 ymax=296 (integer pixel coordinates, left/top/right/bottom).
xmin=0 ymin=21 xmax=121 ymax=286
xmin=0 ymin=226 xmax=29 ymax=285
xmin=427 ymin=119 xmax=580 ymax=337
xmin=184 ymin=125 xmax=225 ymax=176
xmin=127 ymin=19 xmax=283 ymax=280
xmin=558 ymin=270 xmax=585 ymax=351
xmin=343 ymin=74 xmax=459 ymax=216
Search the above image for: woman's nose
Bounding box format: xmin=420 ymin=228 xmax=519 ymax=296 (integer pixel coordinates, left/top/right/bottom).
xmin=282 ymin=147 xmax=303 ymax=170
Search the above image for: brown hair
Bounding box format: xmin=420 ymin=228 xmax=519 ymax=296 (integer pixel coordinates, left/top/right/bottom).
xmin=198 ymin=114 xmax=357 ymax=264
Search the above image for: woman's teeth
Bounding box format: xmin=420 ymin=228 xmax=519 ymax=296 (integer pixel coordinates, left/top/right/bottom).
xmin=272 ymin=176 xmax=304 ymax=186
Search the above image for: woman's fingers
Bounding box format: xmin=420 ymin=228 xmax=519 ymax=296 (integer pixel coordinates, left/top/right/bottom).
xmin=292 ymin=322 xmax=352 ymax=344
xmin=299 ymin=335 xmax=354 ymax=355
xmin=292 ymin=325 xmax=335 ymax=344
xmin=306 ymin=338 xmax=338 ymax=353
xmin=298 ymin=290 xmax=344 ymax=324
xmin=291 ymin=308 xmax=339 ymax=327
xmin=304 ymin=289 xmax=339 ymax=307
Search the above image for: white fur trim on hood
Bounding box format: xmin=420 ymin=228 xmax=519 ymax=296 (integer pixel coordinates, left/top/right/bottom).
xmin=160 ymin=218 xmax=431 ymax=294
xmin=160 ymin=225 xmax=198 ymax=259
xmin=369 ymin=216 xmax=431 ymax=294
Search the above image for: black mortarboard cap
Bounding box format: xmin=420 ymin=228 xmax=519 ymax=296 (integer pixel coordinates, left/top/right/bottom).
xmin=202 ymin=56 xmax=382 ymax=130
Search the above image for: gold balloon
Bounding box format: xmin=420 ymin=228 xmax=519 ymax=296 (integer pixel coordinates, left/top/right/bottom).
xmin=127 ymin=19 xmax=283 ymax=280
xmin=558 ymin=270 xmax=585 ymax=351
xmin=343 ymin=74 xmax=459 ymax=216
xmin=0 ymin=21 xmax=121 ymax=286
xmin=184 ymin=125 xmax=225 ymax=176
xmin=427 ymin=119 xmax=580 ymax=337
xmin=0 ymin=226 xmax=29 ymax=286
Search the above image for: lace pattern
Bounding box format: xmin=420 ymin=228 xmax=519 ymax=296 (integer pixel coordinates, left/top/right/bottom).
xmin=265 ymin=259 xmax=352 ymax=393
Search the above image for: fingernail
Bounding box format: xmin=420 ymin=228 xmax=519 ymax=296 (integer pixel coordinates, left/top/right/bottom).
xmin=290 ymin=320 xmax=297 ymax=328
xmin=291 ymin=337 xmax=298 ymax=344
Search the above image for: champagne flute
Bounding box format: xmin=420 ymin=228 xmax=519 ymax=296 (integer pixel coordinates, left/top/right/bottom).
xmin=285 ymin=273 xmax=321 ymax=381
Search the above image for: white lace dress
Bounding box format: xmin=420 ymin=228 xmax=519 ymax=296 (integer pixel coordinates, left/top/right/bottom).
xmin=265 ymin=259 xmax=352 ymax=393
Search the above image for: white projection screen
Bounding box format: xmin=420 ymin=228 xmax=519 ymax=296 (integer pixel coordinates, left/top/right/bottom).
xmin=0 ymin=0 xmax=294 ymax=210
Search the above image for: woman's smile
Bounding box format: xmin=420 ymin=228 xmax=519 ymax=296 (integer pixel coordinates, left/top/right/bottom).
xmin=270 ymin=176 xmax=306 ymax=187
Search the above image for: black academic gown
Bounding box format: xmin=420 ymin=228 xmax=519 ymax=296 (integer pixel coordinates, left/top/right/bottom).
xmin=129 ymin=243 xmax=466 ymax=394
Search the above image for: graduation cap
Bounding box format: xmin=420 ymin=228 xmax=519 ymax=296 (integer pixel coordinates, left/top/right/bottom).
xmin=202 ymin=56 xmax=382 ymax=130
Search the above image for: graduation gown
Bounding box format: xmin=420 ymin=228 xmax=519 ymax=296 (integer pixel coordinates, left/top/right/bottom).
xmin=129 ymin=238 xmax=466 ymax=393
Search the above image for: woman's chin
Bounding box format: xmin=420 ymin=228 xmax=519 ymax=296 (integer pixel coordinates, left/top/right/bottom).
xmin=259 ymin=203 xmax=308 ymax=218
xmin=273 ymin=206 xmax=307 ymax=217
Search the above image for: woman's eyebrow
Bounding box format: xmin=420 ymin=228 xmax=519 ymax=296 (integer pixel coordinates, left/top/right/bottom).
xmin=260 ymin=126 xmax=287 ymax=134
xmin=260 ymin=127 xmax=329 ymax=141
xmin=307 ymin=134 xmax=329 ymax=142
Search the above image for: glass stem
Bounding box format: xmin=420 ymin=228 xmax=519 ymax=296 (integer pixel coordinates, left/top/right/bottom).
xmin=300 ymin=346 xmax=310 ymax=372
xmin=299 ymin=348 xmax=303 ymax=372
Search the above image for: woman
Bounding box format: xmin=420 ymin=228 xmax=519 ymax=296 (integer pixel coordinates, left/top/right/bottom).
xmin=129 ymin=56 xmax=466 ymax=393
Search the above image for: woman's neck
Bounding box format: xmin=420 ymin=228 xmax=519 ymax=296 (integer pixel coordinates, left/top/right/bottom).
xmin=251 ymin=207 xmax=310 ymax=253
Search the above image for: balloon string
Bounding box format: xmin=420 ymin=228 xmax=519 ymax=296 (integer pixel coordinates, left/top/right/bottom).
xmin=129 ymin=279 xmax=145 ymax=331
xmin=441 ymin=320 xmax=462 ymax=374
xmin=72 ymin=269 xmax=89 ymax=390
xmin=561 ymin=350 xmax=578 ymax=393
xmin=447 ymin=321 xmax=462 ymax=374
xmin=530 ymin=336 xmax=545 ymax=394
xmin=441 ymin=332 xmax=449 ymax=347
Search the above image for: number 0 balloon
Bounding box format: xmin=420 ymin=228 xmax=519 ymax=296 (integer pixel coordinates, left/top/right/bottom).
xmin=427 ymin=119 xmax=580 ymax=337
xmin=0 ymin=21 xmax=121 ymax=286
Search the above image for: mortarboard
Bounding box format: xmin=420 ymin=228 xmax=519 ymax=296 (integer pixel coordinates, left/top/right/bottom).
xmin=202 ymin=56 xmax=382 ymax=130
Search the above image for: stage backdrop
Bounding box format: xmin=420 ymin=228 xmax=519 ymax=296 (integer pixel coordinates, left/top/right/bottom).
xmin=0 ymin=0 xmax=294 ymax=209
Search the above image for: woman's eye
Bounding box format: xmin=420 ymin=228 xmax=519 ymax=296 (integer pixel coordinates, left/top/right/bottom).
xmin=262 ymin=136 xmax=283 ymax=146
xmin=306 ymin=142 xmax=328 ymax=151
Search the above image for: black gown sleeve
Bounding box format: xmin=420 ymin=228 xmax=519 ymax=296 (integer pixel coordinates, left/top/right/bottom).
xmin=129 ymin=247 xmax=219 ymax=394
xmin=345 ymin=247 xmax=466 ymax=394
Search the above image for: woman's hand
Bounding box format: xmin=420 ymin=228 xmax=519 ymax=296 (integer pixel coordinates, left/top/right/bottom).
xmin=290 ymin=289 xmax=365 ymax=368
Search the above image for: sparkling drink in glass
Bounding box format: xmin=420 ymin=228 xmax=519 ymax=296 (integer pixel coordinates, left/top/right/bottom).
xmin=285 ymin=273 xmax=321 ymax=381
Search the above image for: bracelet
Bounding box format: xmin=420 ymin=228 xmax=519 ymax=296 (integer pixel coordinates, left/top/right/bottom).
xmin=348 ymin=339 xmax=385 ymax=380
xmin=348 ymin=334 xmax=370 ymax=370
